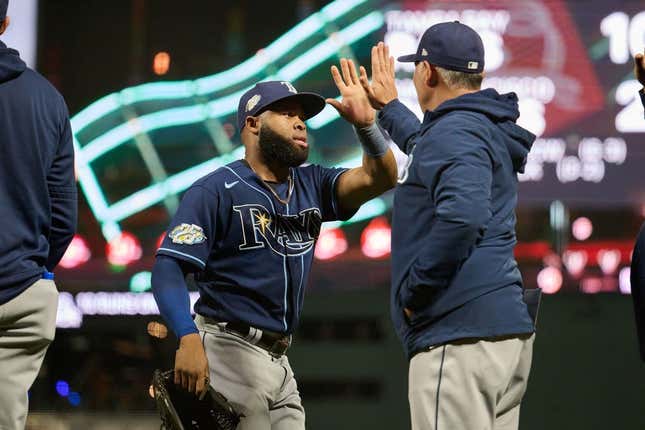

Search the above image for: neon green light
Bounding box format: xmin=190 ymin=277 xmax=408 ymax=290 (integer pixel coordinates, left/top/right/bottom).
xmin=130 ymin=271 xmax=152 ymax=293
xmin=279 ymin=11 xmax=383 ymax=81
xmin=120 ymin=81 xmax=196 ymax=105
xmin=71 ymin=94 xmax=120 ymax=133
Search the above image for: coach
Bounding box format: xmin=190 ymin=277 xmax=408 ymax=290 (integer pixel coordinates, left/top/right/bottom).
xmin=0 ymin=1 xmax=77 ymax=429
xmin=361 ymin=22 xmax=538 ymax=429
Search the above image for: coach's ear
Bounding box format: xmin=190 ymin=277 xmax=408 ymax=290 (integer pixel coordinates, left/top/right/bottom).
xmin=245 ymin=116 xmax=261 ymax=136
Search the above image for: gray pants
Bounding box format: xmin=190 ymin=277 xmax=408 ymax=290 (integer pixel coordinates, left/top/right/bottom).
xmin=0 ymin=279 xmax=58 ymax=430
xmin=409 ymin=334 xmax=535 ymax=430
xmin=195 ymin=315 xmax=305 ymax=430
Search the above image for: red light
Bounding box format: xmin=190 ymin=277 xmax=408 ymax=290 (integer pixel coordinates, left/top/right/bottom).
xmin=360 ymin=217 xmax=391 ymax=259
xmin=106 ymin=232 xmax=143 ymax=266
xmin=153 ymin=51 xmax=171 ymax=76
xmin=537 ymin=266 xmax=562 ymax=294
xmin=156 ymin=232 xmax=166 ymax=250
xmin=314 ymin=228 xmax=348 ymax=260
xmin=59 ymin=235 xmax=91 ymax=269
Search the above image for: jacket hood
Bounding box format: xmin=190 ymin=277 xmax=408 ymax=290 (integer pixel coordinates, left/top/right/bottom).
xmin=0 ymin=40 xmax=26 ymax=84
xmin=430 ymin=88 xmax=536 ymax=173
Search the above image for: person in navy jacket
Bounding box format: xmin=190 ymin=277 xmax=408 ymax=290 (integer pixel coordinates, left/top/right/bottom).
xmin=360 ymin=22 xmax=537 ymax=429
xmin=0 ymin=1 xmax=77 ymax=429
xmin=630 ymin=48 xmax=645 ymax=361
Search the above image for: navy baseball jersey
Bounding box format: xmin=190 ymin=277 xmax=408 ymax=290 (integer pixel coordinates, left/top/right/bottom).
xmin=157 ymin=160 xmax=351 ymax=334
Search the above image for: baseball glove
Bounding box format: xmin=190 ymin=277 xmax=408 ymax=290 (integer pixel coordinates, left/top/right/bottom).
xmin=151 ymin=369 xmax=241 ymax=430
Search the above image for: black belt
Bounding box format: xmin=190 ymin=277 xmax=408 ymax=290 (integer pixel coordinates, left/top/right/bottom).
xmin=223 ymin=322 xmax=291 ymax=356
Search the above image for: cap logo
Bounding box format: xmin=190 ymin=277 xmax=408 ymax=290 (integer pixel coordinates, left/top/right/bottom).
xmin=246 ymin=94 xmax=261 ymax=112
xmin=421 ymin=48 xmax=428 ymax=56
xmin=280 ymin=81 xmax=298 ymax=94
xmin=467 ymin=61 xmax=479 ymax=70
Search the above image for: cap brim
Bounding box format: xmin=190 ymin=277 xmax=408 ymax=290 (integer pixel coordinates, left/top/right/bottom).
xmin=267 ymin=92 xmax=326 ymax=120
xmin=397 ymin=54 xmax=419 ymax=63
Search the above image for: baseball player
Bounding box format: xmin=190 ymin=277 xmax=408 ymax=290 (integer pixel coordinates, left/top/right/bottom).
xmin=151 ymin=59 xmax=397 ymax=429
xmin=360 ymin=23 xmax=537 ymax=429
xmin=0 ymin=1 xmax=77 ymax=429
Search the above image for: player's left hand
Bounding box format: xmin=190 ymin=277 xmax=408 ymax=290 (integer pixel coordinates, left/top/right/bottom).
xmin=635 ymin=48 xmax=645 ymax=87
xmin=404 ymin=308 xmax=413 ymax=320
xmin=327 ymin=58 xmax=375 ymax=128
xmin=174 ymin=333 xmax=210 ymax=398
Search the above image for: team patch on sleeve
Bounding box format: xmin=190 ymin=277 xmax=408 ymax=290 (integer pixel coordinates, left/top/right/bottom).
xmin=169 ymin=223 xmax=207 ymax=245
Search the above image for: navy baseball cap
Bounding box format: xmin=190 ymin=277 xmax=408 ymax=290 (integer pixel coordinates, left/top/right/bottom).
xmin=237 ymin=81 xmax=326 ymax=131
xmin=0 ymin=0 xmax=7 ymax=22
xmin=398 ymin=21 xmax=485 ymax=74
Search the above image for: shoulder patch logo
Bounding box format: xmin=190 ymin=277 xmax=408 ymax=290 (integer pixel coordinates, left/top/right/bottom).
xmin=169 ymin=223 xmax=207 ymax=245
xmin=246 ymin=94 xmax=261 ymax=112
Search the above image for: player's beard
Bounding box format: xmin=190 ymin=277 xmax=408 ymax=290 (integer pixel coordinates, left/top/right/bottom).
xmin=258 ymin=123 xmax=308 ymax=167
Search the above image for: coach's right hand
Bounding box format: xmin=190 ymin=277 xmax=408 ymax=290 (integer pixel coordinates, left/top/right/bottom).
xmin=359 ymin=42 xmax=398 ymax=109
xmin=175 ymin=333 xmax=210 ymax=397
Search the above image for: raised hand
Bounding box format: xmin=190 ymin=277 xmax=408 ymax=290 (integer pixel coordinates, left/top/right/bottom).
xmin=326 ymin=58 xmax=375 ymax=128
xmin=635 ymin=48 xmax=645 ymax=87
xmin=359 ymin=42 xmax=399 ymax=110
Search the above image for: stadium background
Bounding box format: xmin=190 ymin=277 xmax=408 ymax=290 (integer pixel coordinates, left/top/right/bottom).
xmin=5 ymin=0 xmax=644 ymax=428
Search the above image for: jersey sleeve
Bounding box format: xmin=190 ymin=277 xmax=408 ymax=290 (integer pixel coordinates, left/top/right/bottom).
xmin=312 ymin=165 xmax=356 ymax=222
xmin=156 ymin=185 xmax=217 ymax=271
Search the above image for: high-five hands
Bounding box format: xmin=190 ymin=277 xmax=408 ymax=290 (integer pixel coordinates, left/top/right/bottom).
xmin=359 ymin=42 xmax=399 ymax=110
xmin=327 ymin=58 xmax=375 ymax=128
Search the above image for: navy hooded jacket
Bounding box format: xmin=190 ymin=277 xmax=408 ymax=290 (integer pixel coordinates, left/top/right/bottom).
xmin=379 ymin=89 xmax=536 ymax=359
xmin=0 ymin=40 xmax=76 ymax=304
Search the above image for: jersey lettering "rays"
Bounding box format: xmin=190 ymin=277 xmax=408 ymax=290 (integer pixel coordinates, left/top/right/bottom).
xmin=157 ymin=160 xmax=351 ymax=334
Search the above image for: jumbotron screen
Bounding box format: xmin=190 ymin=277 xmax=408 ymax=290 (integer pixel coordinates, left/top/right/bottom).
xmin=54 ymin=0 xmax=644 ymax=328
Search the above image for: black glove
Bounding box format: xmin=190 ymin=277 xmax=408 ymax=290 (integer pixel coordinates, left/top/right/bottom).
xmin=151 ymin=369 xmax=242 ymax=430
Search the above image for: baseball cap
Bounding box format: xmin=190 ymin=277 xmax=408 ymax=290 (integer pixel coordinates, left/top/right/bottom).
xmin=397 ymin=21 xmax=485 ymax=74
xmin=237 ymin=81 xmax=326 ymax=131
xmin=0 ymin=0 xmax=8 ymax=22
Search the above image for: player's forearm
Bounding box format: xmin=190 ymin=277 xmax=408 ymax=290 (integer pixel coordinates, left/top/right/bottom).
xmin=152 ymin=255 xmax=199 ymax=338
xmin=354 ymin=122 xmax=398 ymax=192
xmin=335 ymin=124 xmax=398 ymax=210
xmin=359 ymin=150 xmax=398 ymax=195
xmin=337 ymin=151 xmax=397 ymax=211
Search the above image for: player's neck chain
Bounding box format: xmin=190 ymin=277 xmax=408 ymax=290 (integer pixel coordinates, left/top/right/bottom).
xmin=242 ymin=160 xmax=293 ymax=205
xmin=260 ymin=174 xmax=293 ymax=205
